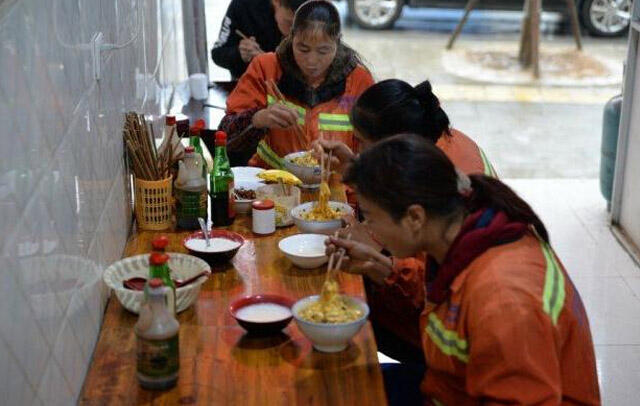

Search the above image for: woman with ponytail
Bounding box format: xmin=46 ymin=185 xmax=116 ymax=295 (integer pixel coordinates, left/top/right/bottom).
xmin=315 ymin=78 xmax=496 ymax=365
xmin=329 ymin=135 xmax=600 ymax=405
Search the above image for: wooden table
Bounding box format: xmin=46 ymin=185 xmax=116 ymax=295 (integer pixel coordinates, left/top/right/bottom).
xmin=79 ymin=194 xmax=387 ymax=405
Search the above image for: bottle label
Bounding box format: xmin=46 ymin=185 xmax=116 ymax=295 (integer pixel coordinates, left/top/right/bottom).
xmin=137 ymin=335 xmax=179 ymax=378
xmin=175 ymin=188 xmax=207 ymax=220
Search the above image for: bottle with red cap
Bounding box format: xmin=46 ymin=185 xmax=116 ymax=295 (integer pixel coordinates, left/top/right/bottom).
xmin=188 ymin=122 xmax=208 ymax=179
xmin=210 ymin=131 xmax=235 ymax=226
xmin=135 ymin=278 xmax=180 ymax=390
xmin=175 ymin=146 xmax=207 ymax=230
xmin=147 ymin=237 xmax=176 ymax=315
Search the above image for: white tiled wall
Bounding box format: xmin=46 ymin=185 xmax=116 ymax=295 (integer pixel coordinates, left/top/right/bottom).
xmin=0 ymin=0 xmax=186 ymax=404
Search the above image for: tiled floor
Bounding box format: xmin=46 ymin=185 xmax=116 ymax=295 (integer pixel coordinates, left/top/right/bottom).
xmin=379 ymin=179 xmax=640 ymax=404
xmin=497 ymin=179 xmax=640 ymax=405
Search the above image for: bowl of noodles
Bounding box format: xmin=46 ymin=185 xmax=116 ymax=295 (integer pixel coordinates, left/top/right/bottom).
xmin=284 ymin=151 xmax=321 ymax=186
xmin=291 ymin=201 xmax=353 ymax=235
xmin=292 ymin=291 xmax=369 ymax=353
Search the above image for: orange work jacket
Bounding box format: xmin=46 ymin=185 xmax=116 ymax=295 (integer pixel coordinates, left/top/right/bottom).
xmin=369 ymin=129 xmax=496 ymax=350
xmin=225 ymin=52 xmax=374 ymax=167
xmin=420 ymin=233 xmax=600 ymax=405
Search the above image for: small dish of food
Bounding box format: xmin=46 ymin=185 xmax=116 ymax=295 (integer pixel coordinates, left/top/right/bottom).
xmin=292 ymin=293 xmax=369 ymax=353
xmin=283 ymin=151 xmax=321 ymax=186
xmin=183 ymin=230 xmax=244 ymax=265
xmin=291 ymin=201 xmax=353 ymax=235
xmin=234 ymin=180 xmax=262 ymax=214
xmin=230 ymin=294 xmax=295 ymax=335
xmin=278 ymin=234 xmax=328 ymax=269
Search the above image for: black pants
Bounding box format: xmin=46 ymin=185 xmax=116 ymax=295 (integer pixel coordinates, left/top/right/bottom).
xmin=381 ymin=362 xmax=426 ymax=406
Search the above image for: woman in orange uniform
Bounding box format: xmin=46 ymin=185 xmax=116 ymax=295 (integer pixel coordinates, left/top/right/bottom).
xmin=316 ymin=79 xmax=496 ymax=364
xmin=330 ymin=134 xmax=600 ymax=406
xmin=219 ymin=0 xmax=374 ymax=168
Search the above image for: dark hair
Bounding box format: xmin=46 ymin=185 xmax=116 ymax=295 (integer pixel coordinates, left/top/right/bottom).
xmin=344 ymin=134 xmax=549 ymax=243
xmin=350 ymin=79 xmax=451 ymax=144
xmin=281 ymin=0 xmax=307 ymax=12
xmin=291 ymin=0 xmax=341 ymax=39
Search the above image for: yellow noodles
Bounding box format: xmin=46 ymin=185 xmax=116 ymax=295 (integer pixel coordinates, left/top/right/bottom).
xmin=299 ymin=279 xmax=363 ymax=323
xmin=290 ymin=152 xmax=318 ymax=167
xmin=301 ymin=181 xmax=342 ymax=221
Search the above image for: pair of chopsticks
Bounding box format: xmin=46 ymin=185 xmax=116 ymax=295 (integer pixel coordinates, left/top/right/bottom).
xmin=264 ymin=79 xmax=307 ymax=150
xmin=319 ymin=132 xmax=333 ymax=184
xmin=236 ymin=30 xmax=264 ymax=53
xmin=123 ymin=112 xmax=174 ymax=180
xmin=326 ymin=230 xmax=351 ymax=278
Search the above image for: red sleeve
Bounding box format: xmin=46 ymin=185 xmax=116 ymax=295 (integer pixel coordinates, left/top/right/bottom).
xmin=384 ymin=255 xmax=427 ymax=310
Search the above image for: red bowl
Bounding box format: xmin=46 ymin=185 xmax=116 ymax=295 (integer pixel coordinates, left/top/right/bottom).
xmin=183 ymin=230 xmax=244 ymax=266
xmin=229 ymin=294 xmax=295 ymax=336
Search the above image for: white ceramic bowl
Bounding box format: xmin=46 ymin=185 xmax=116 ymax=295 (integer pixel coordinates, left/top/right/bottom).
xmin=278 ymin=234 xmax=328 ymax=269
xmin=234 ymin=180 xmax=262 ymax=214
xmin=292 ymin=295 xmax=369 ymax=353
xmin=232 ymin=166 xmax=265 ymax=183
xmin=291 ymin=201 xmax=353 ymax=235
xmin=283 ymin=152 xmax=321 ymax=186
xmin=103 ymin=253 xmax=210 ymax=314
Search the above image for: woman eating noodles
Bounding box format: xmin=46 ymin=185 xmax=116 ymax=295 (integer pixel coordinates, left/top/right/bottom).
xmin=314 ymin=78 xmax=496 ymax=364
xmin=219 ymin=0 xmax=373 ymax=168
xmin=330 ymin=134 xmax=600 ymax=405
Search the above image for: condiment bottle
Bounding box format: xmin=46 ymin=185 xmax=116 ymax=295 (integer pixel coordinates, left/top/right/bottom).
xmin=210 ymin=131 xmax=235 ymax=226
xmin=175 ymin=146 xmax=207 ymax=229
xmin=189 ymin=126 xmax=208 ymax=179
xmin=252 ymin=199 xmax=275 ymax=235
xmin=147 ymin=250 xmax=176 ymax=315
xmin=135 ymin=278 xmax=180 ymax=390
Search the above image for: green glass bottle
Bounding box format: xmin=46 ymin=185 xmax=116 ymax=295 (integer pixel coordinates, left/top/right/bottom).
xmin=189 ymin=127 xmax=208 ymax=179
xmin=210 ymin=131 xmax=235 ymax=226
xmin=148 ymin=236 xmax=176 ymax=315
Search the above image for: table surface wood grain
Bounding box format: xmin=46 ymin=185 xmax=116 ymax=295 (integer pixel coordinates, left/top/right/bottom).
xmin=79 ymin=187 xmax=387 ymax=405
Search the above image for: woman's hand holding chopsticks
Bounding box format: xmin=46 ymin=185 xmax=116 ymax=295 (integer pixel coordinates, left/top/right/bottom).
xmin=239 ymin=36 xmax=263 ymax=63
xmin=311 ymin=138 xmax=354 ymax=177
xmin=252 ymin=103 xmax=299 ymax=130
xmin=325 ymin=232 xmax=393 ymax=285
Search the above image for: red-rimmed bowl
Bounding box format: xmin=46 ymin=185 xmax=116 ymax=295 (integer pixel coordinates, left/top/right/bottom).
xmin=229 ymin=294 xmax=295 ymax=336
xmin=183 ymin=230 xmax=244 ymax=266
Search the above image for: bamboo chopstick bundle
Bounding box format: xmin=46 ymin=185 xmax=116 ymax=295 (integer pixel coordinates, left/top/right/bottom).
xmin=123 ymin=112 xmax=172 ymax=181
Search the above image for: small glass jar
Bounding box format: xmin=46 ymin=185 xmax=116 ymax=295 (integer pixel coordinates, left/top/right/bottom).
xmin=252 ymin=199 xmax=276 ymax=235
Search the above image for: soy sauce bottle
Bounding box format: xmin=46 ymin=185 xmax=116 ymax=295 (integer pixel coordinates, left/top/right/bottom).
xmin=210 ymin=131 xmax=235 ymax=226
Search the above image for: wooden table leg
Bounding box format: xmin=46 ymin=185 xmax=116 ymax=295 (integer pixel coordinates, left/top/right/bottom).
xmin=519 ymin=0 xmax=532 ymax=64
xmin=565 ymin=0 xmax=583 ymax=50
xmin=446 ymin=0 xmax=480 ymax=50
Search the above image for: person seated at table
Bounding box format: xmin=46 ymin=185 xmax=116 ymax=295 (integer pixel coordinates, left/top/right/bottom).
xmin=313 ymin=78 xmax=496 ymax=364
xmin=212 ymin=0 xmax=307 ymax=79
xmin=329 ymin=134 xmax=600 ymax=406
xmin=218 ymin=0 xmax=374 ymax=169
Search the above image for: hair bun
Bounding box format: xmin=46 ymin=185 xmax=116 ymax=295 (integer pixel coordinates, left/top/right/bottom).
xmin=414 ymin=80 xmax=440 ymax=113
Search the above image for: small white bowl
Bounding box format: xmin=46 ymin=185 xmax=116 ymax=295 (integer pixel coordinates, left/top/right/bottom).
xmin=292 ymin=295 xmax=369 ymax=353
xmin=234 ymin=180 xmax=262 ymax=214
xmin=291 ymin=201 xmax=353 ymax=235
xmin=283 ymin=152 xmax=321 ymax=186
xmin=278 ymin=234 xmax=328 ymax=269
xmin=232 ymin=166 xmax=265 ymax=183
xmin=103 ymin=253 xmax=210 ymax=314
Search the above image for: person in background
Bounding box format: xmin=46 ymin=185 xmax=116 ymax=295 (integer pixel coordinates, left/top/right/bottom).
xmin=313 ymin=79 xmax=496 ymax=365
xmin=219 ymin=0 xmax=374 ymax=170
xmin=330 ymin=134 xmax=600 ymax=406
xmin=212 ymin=0 xmax=307 ymax=79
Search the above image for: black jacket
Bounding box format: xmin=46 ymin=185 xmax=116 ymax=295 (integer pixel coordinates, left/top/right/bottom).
xmin=211 ymin=0 xmax=283 ymax=79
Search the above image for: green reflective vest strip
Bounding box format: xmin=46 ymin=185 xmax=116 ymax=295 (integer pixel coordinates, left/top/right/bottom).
xmin=425 ymin=313 xmax=469 ymax=363
xmin=266 ymin=94 xmax=306 ymax=125
xmin=541 ymin=242 xmax=566 ymax=325
xmin=318 ymin=113 xmax=353 ymax=132
xmin=479 ymin=147 xmax=497 ymax=178
xmin=256 ymin=140 xmax=284 ymax=170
